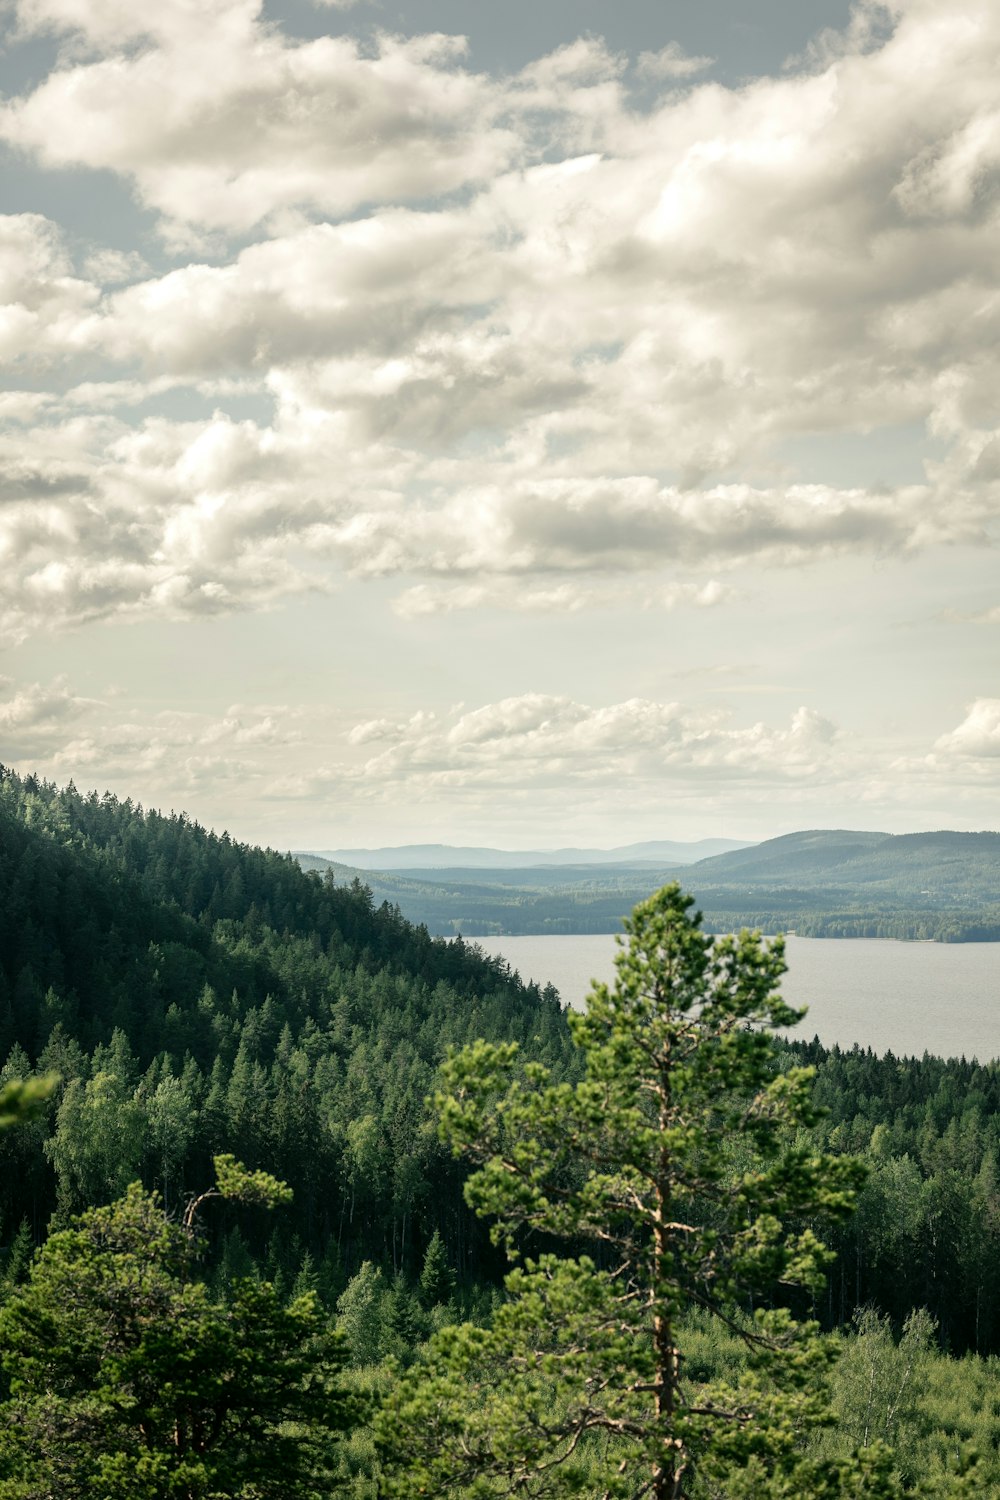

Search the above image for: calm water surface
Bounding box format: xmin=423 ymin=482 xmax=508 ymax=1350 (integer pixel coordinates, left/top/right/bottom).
xmin=472 ymin=933 xmax=1000 ymax=1062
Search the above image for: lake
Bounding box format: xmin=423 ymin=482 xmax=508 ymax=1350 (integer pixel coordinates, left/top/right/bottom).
xmin=472 ymin=933 xmax=1000 ymax=1062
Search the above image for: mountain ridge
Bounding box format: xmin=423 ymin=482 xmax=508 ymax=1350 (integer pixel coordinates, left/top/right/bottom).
xmin=309 ymin=837 xmax=755 ymax=870
xmin=296 ymin=828 xmax=1000 ymax=940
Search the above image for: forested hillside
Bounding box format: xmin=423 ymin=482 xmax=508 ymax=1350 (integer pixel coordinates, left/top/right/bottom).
xmin=3 ymin=769 xmax=1000 ymax=1353
xmin=299 ymin=829 xmax=1000 ymax=939
xmin=0 ymin=767 xmax=571 ymax=1292
xmin=4 ymin=771 xmax=1000 ymax=1493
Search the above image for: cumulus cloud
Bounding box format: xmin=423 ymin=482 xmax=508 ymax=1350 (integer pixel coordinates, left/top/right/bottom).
xmin=0 ymin=677 xmax=97 ymax=748
xmin=0 ymin=2 xmax=999 ymax=633
xmin=2 ymin=7 xmax=516 ymax=241
xmin=311 ymin=475 xmax=971 ymax=597
xmin=10 ymin=675 xmax=989 ymax=840
xmin=934 ymin=700 xmax=1000 ymax=760
xmin=0 ymin=396 xmax=983 ymax=643
xmin=7 ymin=682 xmax=304 ymax=803
xmin=0 ymin=214 xmax=100 ymax=363
xmin=635 ymin=44 xmax=714 ymax=80
xmin=338 ymin=693 xmax=846 ymax=794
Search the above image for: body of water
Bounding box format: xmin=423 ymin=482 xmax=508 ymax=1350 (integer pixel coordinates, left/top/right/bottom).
xmin=473 ymin=933 xmax=1000 ymax=1062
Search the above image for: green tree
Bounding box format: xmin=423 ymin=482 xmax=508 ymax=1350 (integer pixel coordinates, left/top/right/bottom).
xmin=0 ymin=1075 xmax=56 ymax=1132
xmin=378 ymin=884 xmax=878 ymax=1499
xmin=0 ymin=1173 xmax=355 ymax=1498
xmin=337 ymin=1260 xmax=387 ymax=1367
xmin=145 ymin=1072 xmax=197 ymax=1212
xmin=833 ymin=1308 xmax=937 ymax=1481
xmin=45 ymin=1066 xmax=145 ymax=1217
xmin=383 ymin=1271 xmax=424 ymax=1361
xmin=1 ymin=1218 xmax=33 ymax=1294
xmin=419 ymin=1228 xmax=455 ymax=1309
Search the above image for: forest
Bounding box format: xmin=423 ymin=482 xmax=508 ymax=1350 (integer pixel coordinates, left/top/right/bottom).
xmin=297 ymin=830 xmax=1000 ymax=941
xmin=2 ymin=768 xmax=1000 ymax=1495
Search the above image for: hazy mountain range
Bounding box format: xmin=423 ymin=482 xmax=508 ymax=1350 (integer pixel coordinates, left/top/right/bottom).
xmin=297 ymin=829 xmax=1000 ymax=941
xmin=312 ymin=838 xmax=754 ymax=870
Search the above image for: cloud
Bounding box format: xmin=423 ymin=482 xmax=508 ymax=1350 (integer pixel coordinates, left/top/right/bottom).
xmin=12 ymin=0 xmax=259 ymax=50
xmin=9 ymin=671 xmax=989 ymax=840
xmin=0 ymin=214 xmax=100 ymax=363
xmin=938 ymin=603 xmax=1000 ymax=624
xmin=8 ymin=683 xmax=304 ymax=804
xmin=391 ymin=577 xmax=735 ymax=618
xmin=328 ymin=477 xmax=964 ymax=582
xmin=0 ymin=395 xmax=980 ymax=643
xmin=1 ymin=2 xmax=1000 ymax=632
xmin=339 ymin=694 xmax=846 ymax=795
xmin=0 ymin=677 xmax=97 ymax=742
xmin=2 ymin=10 xmax=516 ymax=241
xmin=934 ymin=700 xmax=1000 ymax=760
xmin=635 ymin=44 xmax=714 ymax=81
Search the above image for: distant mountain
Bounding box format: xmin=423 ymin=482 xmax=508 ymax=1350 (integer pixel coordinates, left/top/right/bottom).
xmin=684 ymin=828 xmax=1000 ymax=891
xmin=307 ymin=838 xmax=755 ymax=871
xmin=295 ymin=829 xmax=1000 ymax=941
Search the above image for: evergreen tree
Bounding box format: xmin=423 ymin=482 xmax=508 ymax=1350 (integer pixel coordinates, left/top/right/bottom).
xmin=419 ymin=1228 xmax=455 ymax=1309
xmin=1 ymin=1218 xmax=33 ymax=1294
xmin=379 ymin=885 xmax=882 ymax=1499
xmin=383 ymin=1271 xmax=424 ymax=1361
xmin=0 ymin=1179 xmax=355 ymax=1498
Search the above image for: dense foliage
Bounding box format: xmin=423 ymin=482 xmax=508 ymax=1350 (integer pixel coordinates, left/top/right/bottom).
xmin=0 ymin=1170 xmax=354 ymax=1499
xmin=1 ymin=770 xmax=999 ymax=1494
xmin=380 ymin=887 xmax=871 ymax=1498
xmin=0 ymin=766 xmax=572 ymax=1293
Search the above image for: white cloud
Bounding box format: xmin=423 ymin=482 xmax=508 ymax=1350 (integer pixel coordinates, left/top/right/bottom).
xmin=327 ymin=477 xmax=964 ymax=583
xmin=391 ymin=577 xmax=735 ymax=618
xmin=2 ymin=12 xmax=516 ymax=241
xmin=8 ymin=672 xmax=990 ymax=843
xmin=635 ymin=43 xmax=714 ymax=80
xmin=0 ymin=2 xmax=999 ymax=636
xmin=0 ymin=214 xmax=100 ymax=363
xmin=339 ymin=694 xmax=846 ymax=794
xmin=6 ymin=682 xmax=304 ymax=806
xmin=0 ymin=677 xmax=96 ymax=739
xmin=13 ymin=0 xmax=260 ymax=49
xmin=0 ymin=396 xmax=981 ymax=643
xmin=934 ymin=700 xmax=1000 ymax=760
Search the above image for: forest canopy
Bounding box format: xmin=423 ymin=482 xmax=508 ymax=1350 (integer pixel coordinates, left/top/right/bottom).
xmin=0 ymin=769 xmax=997 ymax=1494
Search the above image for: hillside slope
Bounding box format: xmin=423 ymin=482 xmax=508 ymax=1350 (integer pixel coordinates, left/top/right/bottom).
xmin=683 ymin=829 xmax=1000 ymax=891
xmin=298 ymin=830 xmax=1000 ymax=939
xmin=0 ymin=767 xmax=572 ymax=1288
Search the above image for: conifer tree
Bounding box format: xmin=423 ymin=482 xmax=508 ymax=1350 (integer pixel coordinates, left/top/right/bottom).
xmin=419 ymin=1227 xmax=455 ymax=1308
xmin=378 ymin=884 xmax=888 ymax=1499
xmin=0 ymin=1163 xmax=355 ymax=1498
xmin=1 ymin=1218 xmax=33 ymax=1294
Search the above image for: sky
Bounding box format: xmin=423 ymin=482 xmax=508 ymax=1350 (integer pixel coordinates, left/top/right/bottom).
xmin=0 ymin=0 xmax=998 ymax=851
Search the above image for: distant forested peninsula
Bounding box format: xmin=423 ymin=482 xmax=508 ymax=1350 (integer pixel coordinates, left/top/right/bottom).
xmin=298 ymin=828 xmax=1000 ymax=941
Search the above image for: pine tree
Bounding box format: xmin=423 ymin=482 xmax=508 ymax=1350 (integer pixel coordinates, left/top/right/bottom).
xmin=378 ymin=884 xmax=896 ymax=1499
xmin=0 ymin=1180 xmax=356 ymax=1497
xmin=1 ymin=1217 xmax=33 ymax=1293
xmin=384 ymin=1271 xmax=424 ymax=1360
xmin=419 ymin=1228 xmax=455 ymax=1309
